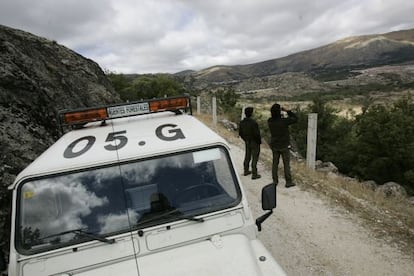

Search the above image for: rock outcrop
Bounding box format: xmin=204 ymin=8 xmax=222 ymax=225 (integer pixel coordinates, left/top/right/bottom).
xmin=375 ymin=181 xmax=408 ymax=198
xmin=0 ymin=25 xmax=120 ymax=253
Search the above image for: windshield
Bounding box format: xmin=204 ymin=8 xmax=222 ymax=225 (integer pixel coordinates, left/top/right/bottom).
xmin=16 ymin=146 xmax=241 ymax=254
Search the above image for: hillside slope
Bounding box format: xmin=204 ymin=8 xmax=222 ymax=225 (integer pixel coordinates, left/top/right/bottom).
xmin=191 ymin=28 xmax=414 ymax=83
xmin=0 ymin=25 xmax=120 ymax=250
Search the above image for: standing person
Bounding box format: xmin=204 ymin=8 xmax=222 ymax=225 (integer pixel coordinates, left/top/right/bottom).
xmin=268 ymin=103 xmax=298 ymax=187
xmin=239 ymin=107 xmax=262 ymax=180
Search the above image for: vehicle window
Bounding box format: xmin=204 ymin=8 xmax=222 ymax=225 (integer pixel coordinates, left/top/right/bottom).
xmin=122 ymin=147 xmax=240 ymax=220
xmin=17 ymin=146 xmax=240 ymax=254
xmin=18 ymin=166 xmax=132 ymax=253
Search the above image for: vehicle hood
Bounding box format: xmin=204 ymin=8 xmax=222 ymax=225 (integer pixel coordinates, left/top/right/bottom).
xmin=56 ymin=234 xmax=285 ymax=276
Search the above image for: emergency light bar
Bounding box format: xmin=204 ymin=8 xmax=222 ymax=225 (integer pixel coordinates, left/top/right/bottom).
xmin=59 ymin=95 xmax=192 ymax=129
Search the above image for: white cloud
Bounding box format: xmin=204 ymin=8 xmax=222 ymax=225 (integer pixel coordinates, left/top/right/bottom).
xmin=22 ymin=179 xmax=108 ymax=238
xmin=1 ymin=0 xmax=413 ymax=73
xmin=98 ymin=209 xmax=138 ymax=234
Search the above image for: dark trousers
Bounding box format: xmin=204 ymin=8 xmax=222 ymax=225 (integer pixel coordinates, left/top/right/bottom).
xmin=244 ymin=141 xmax=260 ymax=175
xmin=271 ymin=147 xmax=292 ymax=185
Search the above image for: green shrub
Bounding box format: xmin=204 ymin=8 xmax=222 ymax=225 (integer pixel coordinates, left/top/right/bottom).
xmin=287 ymin=95 xmax=414 ymax=194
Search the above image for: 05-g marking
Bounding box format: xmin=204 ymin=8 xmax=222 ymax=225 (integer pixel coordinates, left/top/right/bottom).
xmin=63 ymin=124 xmax=186 ymax=158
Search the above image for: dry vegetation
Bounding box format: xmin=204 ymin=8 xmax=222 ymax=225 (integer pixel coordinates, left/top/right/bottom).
xmin=196 ymin=113 xmax=414 ymax=256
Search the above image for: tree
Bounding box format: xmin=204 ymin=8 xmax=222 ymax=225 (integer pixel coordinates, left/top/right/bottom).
xmin=289 ymin=105 xmax=308 ymax=155
xmin=106 ymin=73 xmax=133 ymax=100
xmin=215 ymin=87 xmax=239 ymax=113
xmin=214 ymin=87 xmax=240 ymax=123
xmin=107 ymin=74 xmax=187 ymax=101
xmin=352 ymin=97 xmax=414 ymax=192
xmin=289 ymin=97 xmax=356 ymax=173
xmin=307 ymin=96 xmax=339 ymax=161
xmin=287 ymin=95 xmax=413 ymax=194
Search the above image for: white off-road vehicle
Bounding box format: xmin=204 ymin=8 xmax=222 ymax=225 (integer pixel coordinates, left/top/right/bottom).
xmin=2 ymin=96 xmax=285 ymax=275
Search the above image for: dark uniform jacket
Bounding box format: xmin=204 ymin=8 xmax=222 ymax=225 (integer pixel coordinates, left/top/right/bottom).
xmin=239 ymin=117 xmax=261 ymax=144
xmin=268 ymin=111 xmax=297 ymax=149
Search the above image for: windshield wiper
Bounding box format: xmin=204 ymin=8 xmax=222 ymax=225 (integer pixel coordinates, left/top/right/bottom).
xmin=179 ymin=214 xmax=204 ymax=222
xmin=137 ymin=208 xmax=204 ymax=227
xmin=41 ymin=228 xmax=115 ymax=244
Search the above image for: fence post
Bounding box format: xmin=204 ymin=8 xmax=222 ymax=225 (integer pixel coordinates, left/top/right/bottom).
xmin=212 ymin=97 xmax=217 ymax=126
xmin=306 ymin=113 xmax=318 ymax=170
xmin=197 ymin=96 xmax=201 ymax=115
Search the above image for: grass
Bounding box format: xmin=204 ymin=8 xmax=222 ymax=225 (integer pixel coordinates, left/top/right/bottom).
xmin=195 ymin=112 xmax=414 ymax=256
xmin=292 ymin=162 xmax=414 ymax=249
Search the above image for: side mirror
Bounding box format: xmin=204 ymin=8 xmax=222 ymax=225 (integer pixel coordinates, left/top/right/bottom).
xmin=0 ymin=249 xmax=6 ymax=272
xmin=255 ymin=183 xmax=277 ymax=232
xmin=261 ymin=183 xmax=276 ymax=210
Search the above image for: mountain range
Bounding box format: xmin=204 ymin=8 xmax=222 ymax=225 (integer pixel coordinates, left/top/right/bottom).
xmin=184 ymin=28 xmax=414 ymax=84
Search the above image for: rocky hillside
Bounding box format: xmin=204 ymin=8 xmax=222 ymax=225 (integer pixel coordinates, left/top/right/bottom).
xmin=0 ymin=25 xmax=120 ymax=251
xmin=184 ymin=28 xmax=414 ymax=84
xmin=232 ymin=72 xmax=329 ymax=99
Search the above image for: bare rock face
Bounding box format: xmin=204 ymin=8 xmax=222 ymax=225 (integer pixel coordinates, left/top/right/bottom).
xmin=375 ymin=181 xmax=408 ymax=198
xmin=361 ymin=180 xmax=378 ymax=191
xmin=0 ymin=25 xmax=121 ymax=251
xmin=316 ymin=160 xmax=339 ymax=173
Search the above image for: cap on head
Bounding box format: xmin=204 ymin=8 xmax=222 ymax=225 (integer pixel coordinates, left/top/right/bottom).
xmin=244 ymin=107 xmax=254 ymax=117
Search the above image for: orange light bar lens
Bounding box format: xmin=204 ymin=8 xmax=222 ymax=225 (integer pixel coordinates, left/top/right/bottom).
xmin=149 ymin=97 xmax=188 ymax=112
xmin=64 ymin=108 xmax=108 ymax=124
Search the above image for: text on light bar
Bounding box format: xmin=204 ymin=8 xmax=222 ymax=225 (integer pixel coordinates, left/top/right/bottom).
xmin=61 ymin=96 xmax=191 ymax=126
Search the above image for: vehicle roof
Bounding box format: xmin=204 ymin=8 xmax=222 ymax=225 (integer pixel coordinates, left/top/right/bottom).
xmin=11 ymin=112 xmax=228 ymax=188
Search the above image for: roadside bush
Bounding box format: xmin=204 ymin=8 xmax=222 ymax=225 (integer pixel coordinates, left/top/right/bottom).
xmin=215 ymin=87 xmax=239 ymax=113
xmin=352 ymin=97 xmax=414 ymax=193
xmin=288 ymin=96 xmax=414 ymax=195
xmin=108 ymin=73 xmax=187 ymax=101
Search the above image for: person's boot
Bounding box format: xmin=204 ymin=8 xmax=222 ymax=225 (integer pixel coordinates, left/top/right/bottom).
xmin=285 ymin=182 xmax=296 ymax=188
xmin=252 ymin=174 xmax=261 ymax=180
xmin=243 ymin=170 xmax=252 ymax=176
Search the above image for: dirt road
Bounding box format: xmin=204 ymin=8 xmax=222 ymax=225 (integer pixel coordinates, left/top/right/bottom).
xmin=230 ymin=143 xmax=414 ymax=276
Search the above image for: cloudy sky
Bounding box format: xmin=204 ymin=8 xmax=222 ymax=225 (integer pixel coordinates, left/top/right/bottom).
xmin=1 ymin=0 xmax=413 ymax=74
